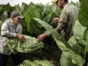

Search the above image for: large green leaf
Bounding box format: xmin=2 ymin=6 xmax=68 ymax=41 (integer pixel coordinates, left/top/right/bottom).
xmin=20 ymin=2 xmax=28 ymax=14
xmin=19 ymin=60 xmax=39 ymax=66
xmin=72 ymin=20 xmax=86 ymax=56
xmin=34 ymin=59 xmax=54 ymax=66
xmin=34 ymin=18 xmax=85 ymax=66
xmin=0 ymin=3 xmax=15 ymax=17
xmin=68 ymin=36 xmax=85 ymax=57
xmin=68 ymin=20 xmax=87 ymax=65
xmin=34 ymin=18 xmax=71 ymax=50
xmin=73 ymin=20 xmax=86 ymax=40
xmin=24 ymin=3 xmax=41 ymax=36
xmin=83 ymin=29 xmax=88 ymax=53
xmin=42 ymin=4 xmax=60 ymax=20
xmin=78 ymin=0 xmax=88 ymax=27
xmin=60 ymin=52 xmax=76 ymax=66
xmin=19 ymin=59 xmax=54 ymax=66
xmin=60 ymin=49 xmax=85 ymax=66
xmin=0 ymin=11 xmax=9 ymax=21
xmin=0 ymin=20 xmax=3 ymax=31
xmin=78 ymin=0 xmax=88 ymax=65
xmin=43 ymin=13 xmax=52 ymax=23
xmin=0 ymin=3 xmax=15 ymax=13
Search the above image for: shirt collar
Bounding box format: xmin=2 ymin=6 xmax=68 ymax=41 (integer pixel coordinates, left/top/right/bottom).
xmin=64 ymin=3 xmax=69 ymax=8
xmin=10 ymin=19 xmax=18 ymax=27
xmin=10 ymin=19 xmax=15 ymax=26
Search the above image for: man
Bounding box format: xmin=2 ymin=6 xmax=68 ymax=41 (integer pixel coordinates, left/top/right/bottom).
xmin=38 ymin=0 xmax=78 ymax=41
xmin=38 ymin=0 xmax=78 ymax=65
xmin=0 ymin=11 xmax=25 ymax=66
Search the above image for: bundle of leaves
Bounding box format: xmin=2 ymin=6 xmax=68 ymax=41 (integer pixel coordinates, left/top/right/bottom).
xmin=19 ymin=59 xmax=54 ymax=66
xmin=6 ymin=35 xmax=44 ymax=53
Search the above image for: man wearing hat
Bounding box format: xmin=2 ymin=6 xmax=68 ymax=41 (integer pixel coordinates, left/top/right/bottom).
xmin=38 ymin=0 xmax=78 ymax=41
xmin=0 ymin=10 xmax=25 ymax=66
xmin=37 ymin=0 xmax=78 ymax=65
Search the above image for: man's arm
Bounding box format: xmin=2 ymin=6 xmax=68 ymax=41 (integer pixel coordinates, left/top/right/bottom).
xmin=37 ymin=10 xmax=68 ymax=41
xmin=1 ymin=22 xmax=16 ymax=37
xmin=1 ymin=22 xmax=25 ymax=42
xmin=55 ymin=10 xmax=68 ymax=32
xmin=55 ymin=21 xmax=64 ymax=32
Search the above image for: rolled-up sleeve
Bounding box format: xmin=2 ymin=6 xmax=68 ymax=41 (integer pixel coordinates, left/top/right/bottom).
xmin=1 ymin=22 xmax=16 ymax=37
xmin=55 ymin=10 xmax=68 ymax=32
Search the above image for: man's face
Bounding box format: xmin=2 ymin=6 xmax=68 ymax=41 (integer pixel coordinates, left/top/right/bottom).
xmin=56 ymin=0 xmax=64 ymax=8
xmin=12 ymin=17 xmax=22 ymax=25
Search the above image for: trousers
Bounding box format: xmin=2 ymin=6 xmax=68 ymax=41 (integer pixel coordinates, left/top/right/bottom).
xmin=0 ymin=53 xmax=22 ymax=66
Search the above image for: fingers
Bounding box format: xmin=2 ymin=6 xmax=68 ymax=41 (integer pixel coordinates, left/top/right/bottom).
xmin=37 ymin=34 xmax=48 ymax=42
xmin=20 ymin=36 xmax=25 ymax=42
xmin=16 ymin=34 xmax=25 ymax=42
xmin=52 ymin=18 xmax=59 ymax=23
xmin=37 ymin=35 xmax=44 ymax=42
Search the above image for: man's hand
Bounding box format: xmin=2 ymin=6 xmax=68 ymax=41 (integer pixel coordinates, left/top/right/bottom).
xmin=37 ymin=34 xmax=48 ymax=42
xmin=16 ymin=34 xmax=25 ymax=42
xmin=52 ymin=18 xmax=59 ymax=23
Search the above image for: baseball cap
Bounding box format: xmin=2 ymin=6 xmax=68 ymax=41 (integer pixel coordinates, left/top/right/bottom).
xmin=52 ymin=0 xmax=57 ymax=3
xmin=11 ymin=10 xmax=24 ymax=19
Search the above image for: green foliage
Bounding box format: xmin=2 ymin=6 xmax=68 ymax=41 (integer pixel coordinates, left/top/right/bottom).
xmin=72 ymin=20 xmax=86 ymax=56
xmin=24 ymin=3 xmax=41 ymax=36
xmin=0 ymin=20 xmax=3 ymax=32
xmin=0 ymin=3 xmax=16 ymax=20
xmin=41 ymin=4 xmax=60 ymax=28
xmin=34 ymin=59 xmax=54 ymax=66
xmin=60 ymin=52 xmax=76 ymax=66
xmin=84 ymin=29 xmax=88 ymax=53
xmin=0 ymin=11 xmax=10 ymax=22
xmin=19 ymin=59 xmax=54 ymax=66
xmin=21 ymin=3 xmax=28 ymax=14
xmin=34 ymin=18 xmax=85 ymax=66
xmin=71 ymin=2 xmax=80 ymax=9
xmin=78 ymin=0 xmax=88 ymax=27
xmin=6 ymin=35 xmax=44 ymax=53
xmin=34 ymin=18 xmax=71 ymax=50
xmin=0 ymin=3 xmax=15 ymax=13
xmin=73 ymin=20 xmax=86 ymax=40
xmin=0 ymin=2 xmax=60 ymax=36
xmin=78 ymin=0 xmax=88 ymax=65
xmin=0 ymin=1 xmax=87 ymax=66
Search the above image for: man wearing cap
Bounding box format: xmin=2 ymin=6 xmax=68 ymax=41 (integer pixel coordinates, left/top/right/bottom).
xmin=0 ymin=10 xmax=25 ymax=66
xmin=37 ymin=0 xmax=78 ymax=65
xmin=38 ymin=0 xmax=78 ymax=41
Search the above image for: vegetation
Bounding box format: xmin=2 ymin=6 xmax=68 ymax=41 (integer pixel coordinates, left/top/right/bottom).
xmin=0 ymin=0 xmax=88 ymax=66
xmin=6 ymin=35 xmax=44 ymax=53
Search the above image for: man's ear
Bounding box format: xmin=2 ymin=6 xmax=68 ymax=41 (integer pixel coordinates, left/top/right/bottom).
xmin=11 ymin=17 xmax=15 ymax=20
xmin=11 ymin=17 xmax=14 ymax=20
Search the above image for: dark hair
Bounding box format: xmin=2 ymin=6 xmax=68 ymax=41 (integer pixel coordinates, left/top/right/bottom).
xmin=64 ymin=0 xmax=68 ymax=2
xmin=57 ymin=0 xmax=68 ymax=3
